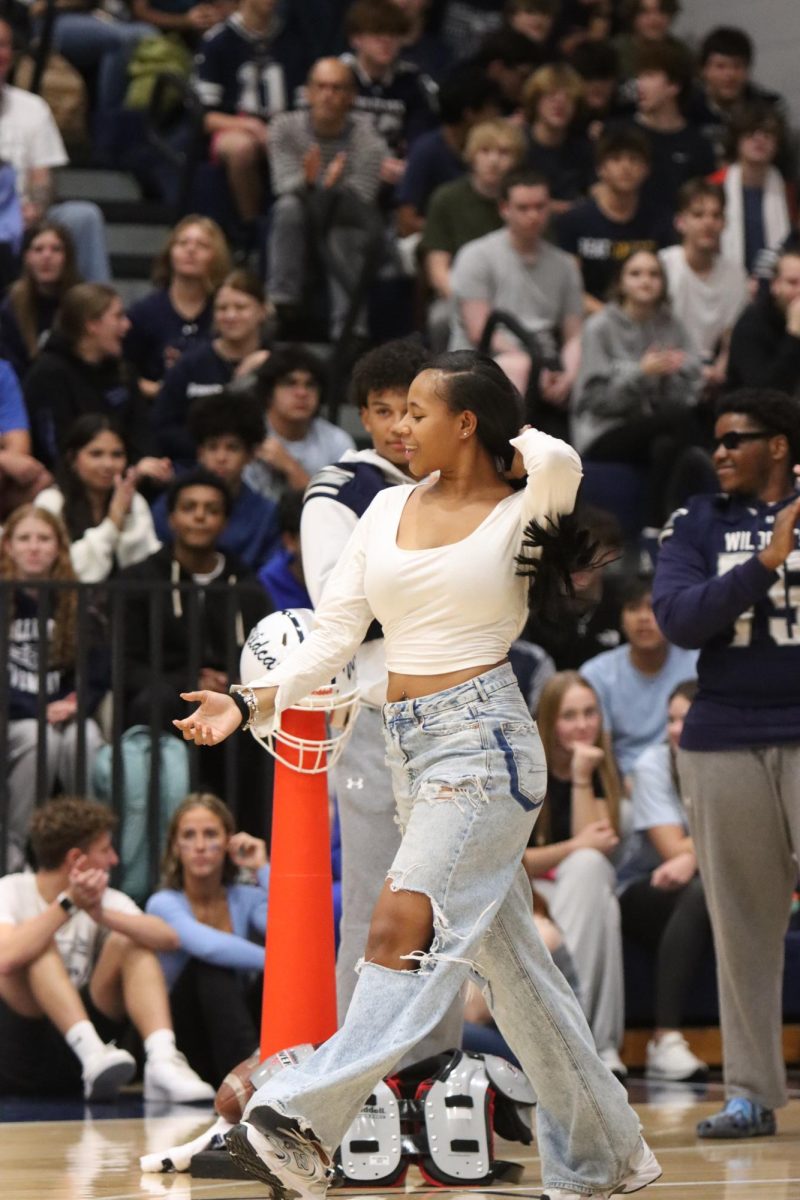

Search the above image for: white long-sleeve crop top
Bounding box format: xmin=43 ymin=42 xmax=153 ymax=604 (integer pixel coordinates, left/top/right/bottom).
xmin=243 ymin=429 xmax=582 ymax=716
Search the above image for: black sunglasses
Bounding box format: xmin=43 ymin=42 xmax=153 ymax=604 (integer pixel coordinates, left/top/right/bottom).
xmin=712 ymin=430 xmax=775 ymax=452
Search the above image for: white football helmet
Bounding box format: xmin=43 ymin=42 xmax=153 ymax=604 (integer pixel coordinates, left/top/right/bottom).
xmin=238 ymin=608 xmax=360 ymax=774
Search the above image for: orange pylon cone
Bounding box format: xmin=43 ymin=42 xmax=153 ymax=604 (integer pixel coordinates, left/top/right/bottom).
xmin=260 ymin=707 xmax=338 ymax=1058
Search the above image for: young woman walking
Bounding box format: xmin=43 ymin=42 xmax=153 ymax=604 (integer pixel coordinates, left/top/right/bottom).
xmin=176 ymin=351 xmax=660 ymax=1200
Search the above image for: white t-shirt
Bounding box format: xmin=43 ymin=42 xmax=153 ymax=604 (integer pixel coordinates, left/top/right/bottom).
xmin=449 ymin=228 xmax=584 ymax=354
xmin=242 ymin=429 xmax=582 ymax=717
xmin=243 ymin=417 xmax=356 ymax=503
xmin=0 ymin=85 xmax=68 ymax=184
xmin=0 ymin=873 xmax=141 ymax=988
xmin=659 ymin=245 xmax=748 ymax=361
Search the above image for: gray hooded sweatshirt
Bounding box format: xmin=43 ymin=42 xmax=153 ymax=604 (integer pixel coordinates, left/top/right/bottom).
xmin=571 ymin=302 xmax=702 ymax=454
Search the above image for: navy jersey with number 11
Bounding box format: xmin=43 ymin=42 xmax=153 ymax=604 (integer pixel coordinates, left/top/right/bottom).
xmin=194 ymin=14 xmax=288 ymax=119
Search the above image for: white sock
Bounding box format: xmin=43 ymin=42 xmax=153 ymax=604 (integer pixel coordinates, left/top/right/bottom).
xmin=144 ymin=1028 xmax=177 ymax=1062
xmin=65 ymin=1019 xmax=105 ymax=1068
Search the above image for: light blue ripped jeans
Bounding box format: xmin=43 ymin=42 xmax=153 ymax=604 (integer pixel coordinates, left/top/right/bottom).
xmin=246 ymin=664 xmax=641 ymax=1195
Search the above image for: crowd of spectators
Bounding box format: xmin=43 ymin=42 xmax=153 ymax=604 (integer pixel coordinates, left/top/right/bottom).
xmin=0 ymin=0 xmax=799 ymax=1110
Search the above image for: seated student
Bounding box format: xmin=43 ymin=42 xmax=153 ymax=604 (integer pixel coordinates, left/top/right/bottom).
xmin=22 ymin=283 xmax=168 ymax=482
xmin=659 ymin=180 xmax=748 ymax=389
xmin=568 ymin=39 xmax=625 ymax=140
xmin=146 ymin=794 xmax=269 ymax=1087
xmin=521 ymin=63 xmax=594 ymax=214
xmin=392 ymin=0 xmax=452 ymax=80
xmin=192 ymin=0 xmax=292 ymax=230
xmin=0 ymin=796 xmax=215 ymax=1102
xmin=125 ymin=216 xmax=231 ymax=399
xmin=0 ymin=359 xmax=52 ymax=521
xmin=469 ymin=27 xmax=545 ymax=117
xmin=556 ymin=126 xmax=674 ymax=313
xmin=151 ymin=391 xmax=280 ymax=572
xmin=504 ymin=0 xmax=560 ymax=60
xmin=0 ymin=18 xmax=110 ymax=283
xmin=687 ymin=26 xmax=789 ymax=170
xmin=153 ymin=270 xmax=269 ymax=468
xmin=449 ymin=167 xmax=584 ymax=415
xmin=267 ymin=57 xmax=387 ymax=341
xmin=244 ymin=348 xmax=355 ymax=503
xmin=613 ymin=0 xmax=688 ymax=88
xmin=341 ymin=0 xmax=438 ymax=167
xmin=422 ymin=117 xmax=525 ymax=349
xmin=1 ymin=506 xmax=107 ymax=873
xmin=257 ymin=490 xmax=313 ymax=610
xmin=120 ymin=468 xmax=270 ymax=732
xmin=395 ymin=63 xmax=502 ymax=237
xmin=35 ymin=414 xmax=162 ymax=583
xmin=709 ymin=103 xmax=795 ymax=282
xmin=726 ymin=248 xmax=800 ymax=393
xmin=524 ymin=670 xmax=628 ymax=1078
xmin=0 ymin=221 xmax=80 ymax=382
xmin=572 ymin=248 xmax=708 ymax=529
xmin=620 ymin=42 xmax=715 ymax=210
xmin=122 ymin=469 xmax=272 ymax=836
xmin=580 ymin=577 xmax=697 ymax=783
xmin=617 ymin=680 xmax=711 ymax=1082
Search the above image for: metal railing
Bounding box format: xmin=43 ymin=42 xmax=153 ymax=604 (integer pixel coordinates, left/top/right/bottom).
xmin=0 ymin=576 xmax=270 ymax=890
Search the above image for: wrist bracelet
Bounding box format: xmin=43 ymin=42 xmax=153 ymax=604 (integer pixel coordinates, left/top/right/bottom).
xmin=230 ymin=686 xmax=258 ymax=731
xmin=571 ymin=780 xmax=594 ymax=789
xmin=230 ymin=690 xmax=250 ymax=729
xmin=57 ymin=890 xmax=76 ymax=917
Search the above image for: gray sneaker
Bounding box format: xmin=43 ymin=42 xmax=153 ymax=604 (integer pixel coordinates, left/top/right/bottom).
xmin=697 ymin=1098 xmax=776 ymax=1139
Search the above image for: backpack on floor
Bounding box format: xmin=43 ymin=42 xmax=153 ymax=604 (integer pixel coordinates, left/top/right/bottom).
xmin=92 ymin=726 xmax=190 ymax=902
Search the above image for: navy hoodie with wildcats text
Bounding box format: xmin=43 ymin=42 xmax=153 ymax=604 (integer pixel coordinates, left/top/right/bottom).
xmin=653 ymin=490 xmax=800 ymax=750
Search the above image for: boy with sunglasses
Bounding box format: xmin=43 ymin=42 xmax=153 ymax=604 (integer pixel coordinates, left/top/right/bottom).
xmin=653 ymin=386 xmax=800 ymax=1140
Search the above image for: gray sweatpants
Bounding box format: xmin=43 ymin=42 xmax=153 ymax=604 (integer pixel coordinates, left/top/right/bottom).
xmin=268 ymin=193 xmax=375 ymax=338
xmin=535 ymin=847 xmax=625 ymax=1055
xmin=678 ymin=744 xmax=800 ymax=1110
xmin=333 ymin=705 xmax=463 ymax=1062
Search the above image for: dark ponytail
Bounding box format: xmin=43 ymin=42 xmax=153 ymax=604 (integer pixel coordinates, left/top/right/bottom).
xmin=516 ymin=506 xmax=610 ymax=626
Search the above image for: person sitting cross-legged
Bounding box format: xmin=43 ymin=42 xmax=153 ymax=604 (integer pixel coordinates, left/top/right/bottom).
xmin=0 ymin=796 xmax=215 ymax=1103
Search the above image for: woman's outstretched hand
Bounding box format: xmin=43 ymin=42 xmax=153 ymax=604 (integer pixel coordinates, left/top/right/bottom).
xmin=174 ymin=691 xmax=242 ymax=745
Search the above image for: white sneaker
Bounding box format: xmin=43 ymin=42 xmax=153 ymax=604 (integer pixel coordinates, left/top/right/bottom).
xmin=539 ymin=1138 xmax=662 ymax=1199
xmin=611 ymin=1137 xmax=662 ymax=1194
xmin=144 ymin=1051 xmax=216 ymax=1104
xmin=646 ymin=1032 xmax=708 ymax=1082
xmin=226 ymin=1108 xmax=333 ymax=1200
xmin=598 ymin=1047 xmax=628 ymax=1079
xmin=82 ymin=1043 xmax=137 ymax=1101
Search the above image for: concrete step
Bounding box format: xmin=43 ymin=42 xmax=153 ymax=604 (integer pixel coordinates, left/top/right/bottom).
xmin=55 ymin=168 xmax=143 ymax=204
xmin=106 ymin=222 xmax=172 ymax=258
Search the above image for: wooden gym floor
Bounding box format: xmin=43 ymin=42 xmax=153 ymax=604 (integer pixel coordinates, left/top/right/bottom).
xmin=2 ymin=1077 xmax=800 ymax=1200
